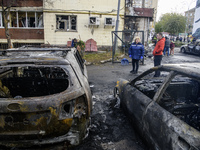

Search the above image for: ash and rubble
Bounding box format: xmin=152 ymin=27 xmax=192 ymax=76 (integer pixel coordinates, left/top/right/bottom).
xmin=2 ymin=48 xmax=200 ymax=150
xmin=73 ymin=90 xmax=146 ymax=150
xmin=73 ymin=48 xmax=200 ymax=150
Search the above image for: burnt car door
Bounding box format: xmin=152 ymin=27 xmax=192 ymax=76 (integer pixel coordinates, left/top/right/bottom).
xmin=128 ymin=71 xmax=169 ymax=149
xmin=142 ymin=71 xmax=200 ymax=150
xmin=121 ymin=81 xmax=154 ymax=135
xmin=118 ymin=70 xmax=166 ymax=143
xmin=128 ymin=69 xmax=200 ymax=150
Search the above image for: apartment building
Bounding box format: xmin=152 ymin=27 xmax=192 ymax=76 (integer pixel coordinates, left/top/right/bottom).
xmin=125 ymin=0 xmax=158 ymax=45
xmin=0 ymin=0 xmax=125 ymax=50
xmin=43 ymin=0 xmax=125 ymax=50
xmin=126 ymin=0 xmax=158 ymax=24
xmin=0 ymin=0 xmax=159 ymax=50
xmin=0 ymin=0 xmax=44 ymax=48
xmin=185 ymin=7 xmax=195 ymax=34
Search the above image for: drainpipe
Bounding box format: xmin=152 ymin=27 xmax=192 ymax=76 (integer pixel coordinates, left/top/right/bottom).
xmin=142 ymin=0 xmax=145 ymax=8
xmin=112 ymin=0 xmax=120 ymax=63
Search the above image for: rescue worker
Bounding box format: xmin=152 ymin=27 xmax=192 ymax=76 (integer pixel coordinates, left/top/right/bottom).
xmin=71 ymin=38 xmax=77 ymax=48
xmin=128 ymin=37 xmax=144 ymax=74
xmin=153 ymin=32 xmax=165 ymax=77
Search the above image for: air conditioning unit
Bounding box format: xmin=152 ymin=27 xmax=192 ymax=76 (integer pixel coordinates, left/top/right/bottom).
xmin=104 ymin=17 xmax=115 ymax=27
xmin=89 ymin=17 xmax=100 ymax=26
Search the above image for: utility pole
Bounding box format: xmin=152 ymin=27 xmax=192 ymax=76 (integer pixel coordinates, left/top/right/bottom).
xmin=112 ymin=0 xmax=120 ymax=63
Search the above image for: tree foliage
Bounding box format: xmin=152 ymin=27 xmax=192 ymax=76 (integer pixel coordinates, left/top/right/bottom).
xmin=155 ymin=13 xmax=186 ymax=35
xmin=155 ymin=22 xmax=163 ymax=33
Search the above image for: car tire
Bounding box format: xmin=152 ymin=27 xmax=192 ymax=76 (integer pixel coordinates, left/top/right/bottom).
xmin=181 ymin=47 xmax=186 ymax=53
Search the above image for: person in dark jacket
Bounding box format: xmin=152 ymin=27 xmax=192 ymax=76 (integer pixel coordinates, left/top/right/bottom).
xmin=153 ymin=32 xmax=165 ymax=77
xmin=71 ymin=38 xmax=77 ymax=48
xmin=163 ymin=36 xmax=170 ymax=56
xmin=128 ymin=37 xmax=144 ymax=74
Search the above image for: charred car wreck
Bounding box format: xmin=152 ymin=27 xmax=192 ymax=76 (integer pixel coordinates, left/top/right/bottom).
xmin=114 ymin=63 xmax=200 ymax=150
xmin=0 ymin=46 xmax=92 ymax=148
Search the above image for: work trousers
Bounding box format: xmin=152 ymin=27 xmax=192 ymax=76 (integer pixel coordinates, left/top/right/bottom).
xmin=154 ymin=55 xmax=162 ymax=77
xmin=132 ymin=59 xmax=139 ymax=73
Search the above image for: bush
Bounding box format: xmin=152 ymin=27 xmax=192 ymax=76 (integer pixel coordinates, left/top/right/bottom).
xmin=174 ymin=41 xmax=185 ymax=47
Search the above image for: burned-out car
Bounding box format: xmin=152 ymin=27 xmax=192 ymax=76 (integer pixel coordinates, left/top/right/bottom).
xmin=181 ymin=39 xmax=200 ymax=55
xmin=0 ymin=46 xmax=92 ymax=148
xmin=114 ymin=64 xmax=200 ymax=150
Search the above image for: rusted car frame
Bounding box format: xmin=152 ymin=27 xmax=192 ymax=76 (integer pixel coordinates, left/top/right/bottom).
xmin=0 ymin=46 xmax=92 ymax=148
xmin=114 ymin=63 xmax=200 ymax=150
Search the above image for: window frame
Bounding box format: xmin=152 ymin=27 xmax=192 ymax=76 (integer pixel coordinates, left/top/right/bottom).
xmin=56 ymin=15 xmax=77 ymax=32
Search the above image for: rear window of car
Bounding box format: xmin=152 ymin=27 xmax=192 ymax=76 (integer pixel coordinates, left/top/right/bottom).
xmin=0 ymin=66 xmax=69 ymax=98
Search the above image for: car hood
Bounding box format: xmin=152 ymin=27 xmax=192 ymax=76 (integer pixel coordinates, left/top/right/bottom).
xmin=0 ymin=56 xmax=70 ymax=66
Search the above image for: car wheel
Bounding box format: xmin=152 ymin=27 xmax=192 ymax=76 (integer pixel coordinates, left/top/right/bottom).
xmin=181 ymin=47 xmax=185 ymax=53
xmin=114 ymin=88 xmax=121 ymax=108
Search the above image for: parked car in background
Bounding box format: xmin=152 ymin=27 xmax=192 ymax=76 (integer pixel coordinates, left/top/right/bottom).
xmin=0 ymin=46 xmax=92 ymax=148
xmin=180 ymin=39 xmax=200 ymax=55
xmin=114 ymin=64 xmax=200 ymax=150
xmin=180 ymin=44 xmax=188 ymax=53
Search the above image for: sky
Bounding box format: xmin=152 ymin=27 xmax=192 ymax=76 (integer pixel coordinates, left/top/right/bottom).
xmin=156 ymin=0 xmax=196 ymax=21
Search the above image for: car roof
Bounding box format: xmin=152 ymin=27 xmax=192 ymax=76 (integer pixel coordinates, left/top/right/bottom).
xmin=0 ymin=46 xmax=75 ymax=66
xmin=154 ymin=63 xmax=200 ymax=79
xmin=131 ymin=63 xmax=200 ymax=85
xmin=158 ymin=63 xmax=200 ymax=74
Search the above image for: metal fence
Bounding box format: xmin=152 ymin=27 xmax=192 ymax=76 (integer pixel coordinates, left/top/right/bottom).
xmin=112 ymin=30 xmax=144 ymax=63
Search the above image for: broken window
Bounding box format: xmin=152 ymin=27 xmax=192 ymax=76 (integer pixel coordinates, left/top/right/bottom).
xmin=27 ymin=12 xmax=35 ymax=27
xmin=133 ymin=0 xmax=142 ymax=8
xmin=0 ymin=66 xmax=69 ymax=98
xmin=0 ymin=11 xmax=43 ymax=28
xmin=37 ymin=13 xmax=43 ymax=27
xmin=0 ymin=12 xmax=2 ymax=27
xmin=10 ymin=11 xmax=17 ymax=27
xmin=56 ymin=15 xmax=77 ymax=31
xmin=18 ymin=12 xmax=26 ymax=27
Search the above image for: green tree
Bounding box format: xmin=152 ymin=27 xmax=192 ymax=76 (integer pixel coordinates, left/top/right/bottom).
xmin=155 ymin=13 xmax=186 ymax=35
xmin=155 ymin=22 xmax=163 ymax=33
